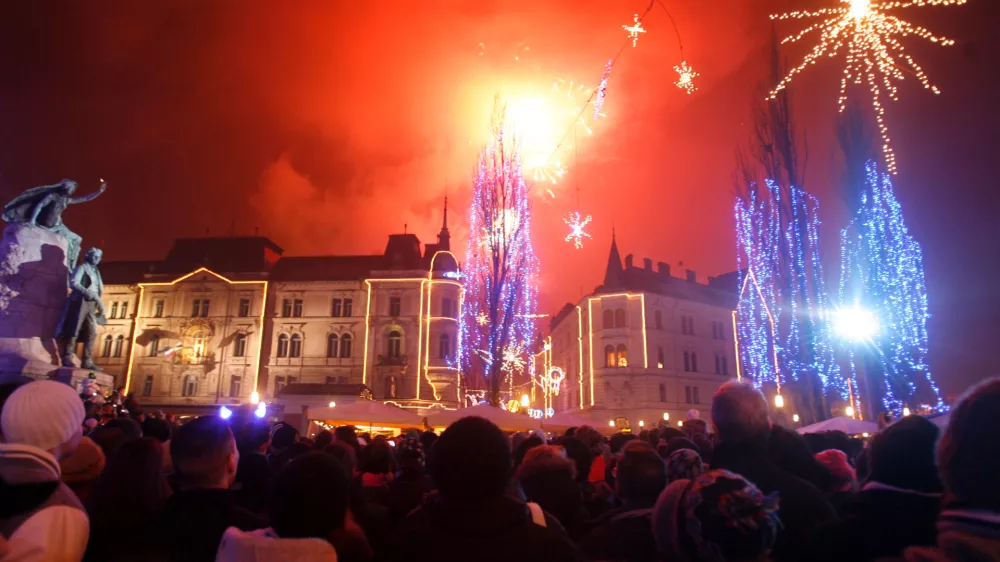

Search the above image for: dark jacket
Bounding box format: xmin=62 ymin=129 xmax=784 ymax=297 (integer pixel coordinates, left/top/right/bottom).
xmin=379 ymin=494 xmax=580 ymax=562
xmin=579 ymin=507 xmax=657 ymax=562
xmin=145 ymin=488 xmax=267 ymax=561
xmin=812 ymin=486 xmax=941 ymax=561
xmin=712 ymin=440 xmax=837 ymax=562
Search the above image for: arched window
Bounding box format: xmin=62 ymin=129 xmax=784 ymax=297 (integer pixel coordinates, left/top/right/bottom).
xmin=439 ymin=333 xmax=450 ymax=359
xmin=327 ymin=334 xmax=339 ymax=358
xmin=690 ymin=352 xmax=698 ymax=372
xmin=277 ymin=334 xmax=289 ymax=358
xmin=289 ymin=334 xmax=302 ymax=358
xmin=657 ymin=346 xmax=665 ymax=368
xmin=683 ymin=350 xmax=691 ymax=372
xmin=233 ymin=333 xmax=247 ymax=357
xmin=340 ymin=334 xmax=353 ymax=358
xmin=616 ymin=344 xmax=628 ymax=367
xmin=605 ymin=345 xmax=615 ymax=368
xmin=109 ymin=302 xmax=118 ymax=319
xmin=148 ymin=335 xmax=160 ymax=357
xmin=192 ymin=331 xmax=206 ymax=358
xmin=614 ymin=309 xmax=626 ymax=328
xmin=112 ymin=335 xmax=124 ymax=358
xmin=387 ymin=330 xmax=402 ymax=358
xmin=102 ymin=335 xmax=113 ymax=358
xmin=182 ymin=375 xmax=197 ymax=397
xmin=119 ymin=302 xmax=128 ymax=319
xmin=602 ymin=310 xmax=613 ymax=329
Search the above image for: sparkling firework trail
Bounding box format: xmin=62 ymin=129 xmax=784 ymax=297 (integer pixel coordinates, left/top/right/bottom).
xmin=674 ymin=61 xmax=699 ymax=94
xmin=593 ymin=60 xmax=613 ymax=120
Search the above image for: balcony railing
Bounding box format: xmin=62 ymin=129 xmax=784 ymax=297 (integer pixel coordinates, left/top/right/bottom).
xmin=376 ymin=354 xmax=407 ymax=366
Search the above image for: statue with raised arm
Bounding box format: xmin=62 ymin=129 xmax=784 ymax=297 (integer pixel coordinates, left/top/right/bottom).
xmin=2 ymin=179 xmax=107 ymax=270
xmin=56 ymin=248 xmax=106 ymax=370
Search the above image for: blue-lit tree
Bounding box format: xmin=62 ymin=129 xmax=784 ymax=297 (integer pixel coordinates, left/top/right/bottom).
xmin=461 ymin=100 xmax=539 ymax=406
xmin=839 ymin=161 xmax=944 ymax=416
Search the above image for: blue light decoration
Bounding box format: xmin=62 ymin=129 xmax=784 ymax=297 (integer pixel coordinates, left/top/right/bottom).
xmin=254 ymin=402 xmax=267 ymax=419
xmin=460 ymin=108 xmax=539 ymax=405
xmin=838 ymin=161 xmax=944 ymax=415
xmin=735 ymin=180 xmax=844 ymax=399
xmin=219 ymin=405 xmax=233 ymax=420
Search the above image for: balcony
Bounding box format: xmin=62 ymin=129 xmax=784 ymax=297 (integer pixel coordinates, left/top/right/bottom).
xmin=376 ymin=354 xmax=407 ymax=366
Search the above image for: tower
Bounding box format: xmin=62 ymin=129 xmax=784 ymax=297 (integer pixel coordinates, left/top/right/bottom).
xmin=437 ymin=196 xmax=451 ymax=252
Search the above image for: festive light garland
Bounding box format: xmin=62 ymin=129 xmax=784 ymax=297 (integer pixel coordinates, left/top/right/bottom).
xmin=674 ymin=61 xmax=698 ymax=95
xmin=622 ymin=13 xmax=647 ymax=48
xmin=563 ymin=211 xmax=593 ymax=249
xmin=838 ymin=161 xmax=944 ymax=415
xmin=769 ymin=0 xmax=966 ymax=174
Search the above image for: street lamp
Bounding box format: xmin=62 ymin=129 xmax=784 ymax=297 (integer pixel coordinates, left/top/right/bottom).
xmin=608 ymin=420 xmax=615 ymax=427
xmin=662 ymin=412 xmax=670 ymax=421
xmin=902 ymin=407 xmax=911 ymax=417
xmin=845 ymin=405 xmax=855 ymax=418
xmin=639 ymin=420 xmax=645 ymax=427
xmin=792 ymin=414 xmax=800 ymax=423
xmin=774 ymin=394 xmax=784 ymax=408
xmin=328 ymin=401 xmax=336 ymax=408
xmin=833 ymin=305 xmax=879 ymax=342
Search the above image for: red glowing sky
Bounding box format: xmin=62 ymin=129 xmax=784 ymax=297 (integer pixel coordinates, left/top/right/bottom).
xmin=0 ymin=1 xmax=997 ymax=394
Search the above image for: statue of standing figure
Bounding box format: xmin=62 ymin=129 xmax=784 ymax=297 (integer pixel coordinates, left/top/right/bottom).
xmin=2 ymin=179 xmax=107 ymax=270
xmin=56 ymin=248 xmax=106 ymax=369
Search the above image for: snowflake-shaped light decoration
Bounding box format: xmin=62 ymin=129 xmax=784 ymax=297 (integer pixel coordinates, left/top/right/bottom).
xmin=674 ymin=61 xmax=699 ymax=95
xmin=476 ymin=312 xmax=489 ymax=326
xmin=622 ymin=13 xmax=646 ymax=48
xmin=563 ymin=211 xmax=593 ymax=249
xmin=769 ymin=0 xmax=965 ymax=174
xmin=593 ymin=60 xmax=613 ymax=120
xmin=500 ymin=342 xmax=527 ymax=377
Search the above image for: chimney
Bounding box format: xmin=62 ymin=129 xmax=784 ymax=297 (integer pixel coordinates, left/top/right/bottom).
xmin=624 ymin=254 xmax=634 ymax=269
xmin=686 ymin=269 xmax=697 ymax=283
xmin=643 ymin=258 xmax=653 ymax=271
xmin=657 ymin=262 xmax=671 ymax=277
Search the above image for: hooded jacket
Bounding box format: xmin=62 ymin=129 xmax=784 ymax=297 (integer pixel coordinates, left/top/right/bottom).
xmin=215 ymin=527 xmax=337 ymax=562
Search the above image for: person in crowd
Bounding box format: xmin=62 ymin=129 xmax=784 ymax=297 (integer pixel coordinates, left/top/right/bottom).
xmin=513 ymin=434 xmax=544 ymax=470
xmin=216 ymin=453 xmax=351 ymax=561
xmin=710 ymin=381 xmax=835 ymax=561
xmin=335 ymin=425 xmax=362 ymax=454
xmin=233 ymin=421 xmax=273 ymax=515
xmin=658 ymin=426 xmax=684 ymax=443
xmin=608 ymin=432 xmax=635 ymax=454
xmin=354 ymin=439 xmax=394 ymax=552
xmin=268 ymin=423 xmax=303 ymax=472
xmin=387 ymin=436 xmax=431 ymax=523
xmin=147 ymin=415 xmax=265 ymax=561
xmin=666 ymin=448 xmax=704 ymax=483
xmin=87 ymin=424 xmax=130 ymax=464
xmin=321 ymin=441 xmax=375 ymax=562
xmin=813 ymin=448 xmax=857 ymax=514
xmin=313 ymin=429 xmax=334 ymax=450
xmin=581 ymin=441 xmax=667 ymax=562
xmin=768 ymin=425 xmax=835 ymax=493
xmin=812 ymin=415 xmax=942 ymax=561
xmin=662 ymin=436 xmax=701 ymax=458
xmin=691 ymin=432 xmax=714 ymax=466
xmin=418 ymin=430 xmax=437 ymax=453
xmin=682 ymin=418 xmax=709 ymax=439
xmin=85 ymin=437 xmax=172 ymax=561
xmin=141 ymin=417 xmax=171 ymax=443
xmin=59 ymin=435 xmax=105 ymax=503
xmin=553 ymin=435 xmax=608 ymax=519
xmin=382 ymin=416 xmax=580 ymax=562
xmin=0 ymin=380 xmax=89 ymax=561
xmin=653 ymin=469 xmax=782 ymax=562
xmin=517 ymin=445 xmax=587 ymax=540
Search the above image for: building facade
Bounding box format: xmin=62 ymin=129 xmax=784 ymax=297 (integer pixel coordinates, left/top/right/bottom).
xmin=94 ymin=209 xmax=461 ymax=415
xmin=541 ymin=236 xmax=738 ymax=430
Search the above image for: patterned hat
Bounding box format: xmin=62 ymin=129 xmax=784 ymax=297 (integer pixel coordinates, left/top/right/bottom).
xmin=666 ymin=448 xmax=704 ymax=483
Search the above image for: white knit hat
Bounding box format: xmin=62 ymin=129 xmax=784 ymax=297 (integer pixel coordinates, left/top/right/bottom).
xmin=1 ymin=380 xmax=85 ymax=451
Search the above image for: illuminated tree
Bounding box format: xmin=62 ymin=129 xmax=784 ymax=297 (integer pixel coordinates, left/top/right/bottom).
xmin=461 ymin=100 xmax=539 ymax=406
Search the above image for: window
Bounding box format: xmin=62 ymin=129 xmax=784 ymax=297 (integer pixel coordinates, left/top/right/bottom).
xmin=228 ymin=375 xmax=242 ymax=398
xmin=685 ymin=385 xmax=700 ymax=404
xmin=655 ymin=310 xmax=663 ymax=329
xmin=191 ymin=299 xmax=200 ymax=318
xmin=152 ymin=299 xmax=164 ymax=318
xmin=142 ymin=375 xmax=154 ymax=397
xmin=721 ymin=356 xmax=729 ymax=376
xmin=442 ymin=298 xmax=455 ymax=319
xmin=691 ymin=352 xmax=698 ymax=372
xmin=389 ymin=297 xmax=401 ymax=317
xmin=715 ymin=354 xmax=721 ymax=374
xmin=102 ymin=336 xmax=112 ymax=357
xmin=338 ymin=376 xmax=348 ymax=384
xmin=688 ymin=317 xmax=695 ymax=336
xmin=605 ymin=345 xmax=615 ymax=368
xmin=325 ymin=376 xmax=337 ymax=385
xmin=659 ymin=383 xmax=667 ymax=402
xmin=681 ymin=315 xmax=695 ymax=335
xmin=293 ymin=299 xmax=303 ymax=318
xmin=277 ymin=334 xmax=289 ymax=358
xmin=602 ymin=310 xmax=613 ymax=329
xmin=343 ymin=298 xmax=353 ymax=317
xmin=694 ymin=386 xmax=701 ymax=404
xmin=233 ymin=333 xmax=247 ymax=357
xmin=340 ymin=334 xmax=352 ymax=358
xmin=238 ymin=298 xmax=250 ymax=317
xmin=439 ymin=333 xmax=450 ymax=359
xmin=119 ymin=302 xmax=128 ymax=319
xmin=289 ymin=334 xmax=302 ymax=358
xmin=109 ymin=302 xmax=118 ymax=319
xmin=327 ymin=334 xmax=339 ymax=358
xmin=182 ymin=375 xmax=197 ymax=397
xmin=331 ymin=298 xmax=342 ymax=317
xmin=282 ymin=299 xmax=292 ymax=318
xmin=657 ymin=347 xmax=665 ymax=369
xmin=274 ymin=376 xmax=286 ymax=394
xmin=148 ymin=335 xmax=159 ymax=357
xmin=287 ymin=376 xmax=298 ymax=386
xmin=614 ymin=309 xmax=626 ymax=328
xmin=192 ymin=331 xmax=206 ymax=358
xmin=200 ymin=300 xmax=210 ymax=318
xmin=616 ymin=344 xmax=628 ymax=367
xmin=685 ymin=385 xmax=692 ymax=403
xmin=683 ymin=350 xmax=691 ymax=372
xmin=387 ymin=330 xmax=402 ymax=358
xmin=113 ymin=335 xmax=124 ymax=358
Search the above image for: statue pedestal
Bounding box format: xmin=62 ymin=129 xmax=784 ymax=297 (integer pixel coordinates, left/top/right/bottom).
xmin=0 ymin=224 xmax=70 ymax=380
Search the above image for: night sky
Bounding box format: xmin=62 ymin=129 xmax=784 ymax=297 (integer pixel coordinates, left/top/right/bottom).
xmin=0 ymin=1 xmax=996 ymax=396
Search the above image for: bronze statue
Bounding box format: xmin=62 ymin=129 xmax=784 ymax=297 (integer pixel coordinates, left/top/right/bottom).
xmin=3 ymin=179 xmax=107 ymax=269
xmin=56 ymin=248 xmax=107 ymax=369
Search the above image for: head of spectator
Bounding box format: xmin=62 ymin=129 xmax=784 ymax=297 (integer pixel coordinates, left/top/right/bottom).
xmin=430 ymin=416 xmax=510 ymax=503
xmin=312 ymin=430 xmax=334 ymax=450
xmin=666 ymin=448 xmax=705 ymax=483
xmin=564 ymin=426 xmax=578 ymax=437
xmin=938 ymin=378 xmax=1000 ymax=511
xmin=516 ymin=445 xmax=582 ymax=534
xmin=323 ymin=441 xmax=358 ymax=480
xmin=653 ymin=470 xmax=781 ymax=562
xmin=88 ymin=425 xmax=130 ymax=462
xmin=768 ymin=425 xmax=835 ymax=492
xmin=59 ymin=435 xmax=105 ymax=502
xmin=691 ymin=433 xmax=714 ymax=465
xmin=711 ymin=381 xmax=771 ymax=446
xmin=815 ymin=449 xmax=857 ymax=493
xmin=554 ymin=436 xmax=592 ymax=485
xmin=141 ymin=417 xmax=172 ymax=443
xmin=513 ymin=435 xmax=544 ymax=469
xmin=574 ymin=425 xmax=604 ymax=457
xmin=87 ymin=437 xmax=172 ymax=528
xmin=609 ymin=432 xmax=635 ymax=454
xmin=617 ymin=441 xmax=668 ymax=509
xmin=664 ymin=436 xmax=701 ymax=458
xmin=105 ymin=417 xmax=143 ymax=440
xmin=868 ymin=415 xmax=942 ymax=494
xmin=360 ymin=439 xmax=394 ymax=475
xmin=659 ymin=426 xmax=684 ymax=443
xmin=170 ymin=415 xmax=239 ymax=491
xmin=397 ymin=437 xmax=426 ymax=475
xmin=683 ymin=418 xmax=709 ymax=440
xmin=270 ymin=423 xmax=299 ymax=452
xmin=1 ymin=380 xmax=84 ymax=460
xmin=419 ymin=430 xmax=438 ymax=452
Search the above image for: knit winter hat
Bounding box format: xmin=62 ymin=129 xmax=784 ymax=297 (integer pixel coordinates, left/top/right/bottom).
xmin=60 ymin=436 xmax=106 ymax=484
xmin=1 ymin=380 xmax=85 ymax=451
xmin=815 ymin=449 xmax=856 ymax=492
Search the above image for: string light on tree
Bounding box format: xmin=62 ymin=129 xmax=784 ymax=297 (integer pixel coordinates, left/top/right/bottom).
xmin=769 ymin=0 xmax=966 ymax=174
xmin=563 ymin=211 xmax=592 ymax=249
xmin=476 ymin=312 xmax=488 ymax=326
xmin=622 ymin=13 xmax=646 ymax=48
xmin=674 ymin=61 xmax=699 ymax=94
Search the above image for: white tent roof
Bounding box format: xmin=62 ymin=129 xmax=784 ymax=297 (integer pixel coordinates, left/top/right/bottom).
xmin=540 ymin=411 xmax=594 ymax=432
xmin=795 ymin=416 xmax=878 ymax=435
xmin=425 ymin=404 xmax=541 ymax=432
xmin=306 ymin=400 xmax=424 ymax=429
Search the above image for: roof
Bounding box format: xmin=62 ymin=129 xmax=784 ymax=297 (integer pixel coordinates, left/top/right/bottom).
xmin=159 ymin=237 xmax=283 ymax=275
xmin=100 ymin=261 xmax=157 ymax=285
xmin=595 ymin=265 xmax=737 ymax=309
xmin=270 ymin=255 xmax=387 ymax=282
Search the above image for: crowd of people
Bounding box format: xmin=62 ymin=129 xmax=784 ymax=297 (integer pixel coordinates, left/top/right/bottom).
xmin=1 ymin=376 xmax=999 ymax=562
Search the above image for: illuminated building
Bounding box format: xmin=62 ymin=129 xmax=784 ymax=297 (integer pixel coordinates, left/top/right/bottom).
xmin=543 ymin=234 xmax=738 ymax=429
xmin=94 ymin=201 xmax=461 ymax=416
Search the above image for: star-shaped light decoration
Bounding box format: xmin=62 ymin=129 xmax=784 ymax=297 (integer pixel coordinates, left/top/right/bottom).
xmin=622 ymin=14 xmax=646 ymax=48
xmin=476 ymin=312 xmax=489 ymax=326
xmin=563 ymin=211 xmax=593 ymax=249
xmin=674 ymin=61 xmax=699 ymax=95
xmin=501 ymin=343 xmax=527 ymax=377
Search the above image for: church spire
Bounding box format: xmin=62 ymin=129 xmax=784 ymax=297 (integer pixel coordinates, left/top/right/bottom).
xmin=437 ymin=196 xmax=451 ymax=251
xmin=603 ymin=231 xmax=623 ymax=289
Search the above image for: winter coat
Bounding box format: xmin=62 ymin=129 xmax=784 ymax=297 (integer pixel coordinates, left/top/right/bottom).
xmin=579 ymin=506 xmax=657 ymax=562
xmin=905 ymin=508 xmax=1000 ymax=562
xmin=144 ymin=488 xmax=267 ymax=561
xmin=215 ymin=527 xmax=337 ymax=562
